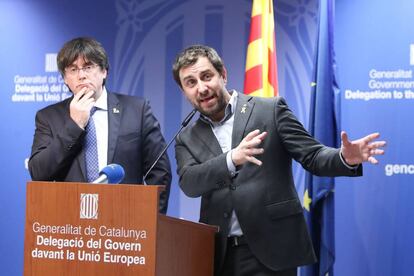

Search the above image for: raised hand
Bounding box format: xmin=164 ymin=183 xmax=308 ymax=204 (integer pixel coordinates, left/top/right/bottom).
xmin=231 ymin=129 xmax=267 ymax=166
xmin=340 ymin=131 xmax=386 ymax=165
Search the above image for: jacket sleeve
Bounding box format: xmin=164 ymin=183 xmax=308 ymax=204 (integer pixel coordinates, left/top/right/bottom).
xmin=274 ymin=97 xmax=361 ymax=176
xmin=175 ymin=131 xmax=233 ymax=198
xmin=28 ymin=108 xmax=85 ymax=181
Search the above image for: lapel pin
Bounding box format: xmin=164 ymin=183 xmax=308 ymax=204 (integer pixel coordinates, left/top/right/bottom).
xmin=241 ymin=104 xmax=247 ymax=114
xmin=112 ymin=107 xmax=120 ymax=114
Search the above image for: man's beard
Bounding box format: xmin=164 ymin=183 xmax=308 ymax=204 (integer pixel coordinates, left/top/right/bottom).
xmin=196 ymin=92 xmax=227 ymax=120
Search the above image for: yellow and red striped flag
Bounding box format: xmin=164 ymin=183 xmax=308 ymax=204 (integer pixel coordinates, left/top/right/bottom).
xmin=244 ymin=0 xmax=278 ymax=97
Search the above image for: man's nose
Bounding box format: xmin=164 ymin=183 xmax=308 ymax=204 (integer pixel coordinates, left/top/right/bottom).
xmin=78 ymin=68 xmax=87 ymax=79
xmin=197 ymin=81 xmax=208 ymax=93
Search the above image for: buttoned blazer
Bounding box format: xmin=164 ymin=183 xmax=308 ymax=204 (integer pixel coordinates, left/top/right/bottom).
xmin=175 ymin=93 xmax=362 ymax=273
xmin=29 ymin=92 xmax=171 ymax=213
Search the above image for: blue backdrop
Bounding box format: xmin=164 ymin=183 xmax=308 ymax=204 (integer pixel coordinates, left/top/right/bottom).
xmin=0 ymin=0 xmax=411 ymax=275
xmin=335 ymin=0 xmax=414 ymax=275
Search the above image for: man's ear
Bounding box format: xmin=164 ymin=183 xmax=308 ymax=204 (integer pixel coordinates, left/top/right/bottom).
xmin=222 ymin=66 xmax=228 ymax=84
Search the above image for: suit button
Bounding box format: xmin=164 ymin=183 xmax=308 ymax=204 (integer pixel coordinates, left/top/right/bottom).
xmin=230 ymin=185 xmax=236 ymax=190
xmin=223 ymin=212 xmax=229 ymax=218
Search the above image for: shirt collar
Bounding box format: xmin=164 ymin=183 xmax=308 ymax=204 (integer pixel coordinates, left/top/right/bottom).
xmin=200 ymin=90 xmax=238 ymax=126
xmin=94 ymin=87 xmax=108 ymax=111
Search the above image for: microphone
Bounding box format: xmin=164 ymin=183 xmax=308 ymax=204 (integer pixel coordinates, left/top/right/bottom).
xmin=92 ymin=163 xmax=125 ymax=184
xmin=143 ymin=109 xmax=197 ymax=182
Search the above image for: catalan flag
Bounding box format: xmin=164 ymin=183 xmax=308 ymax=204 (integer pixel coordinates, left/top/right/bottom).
xmin=244 ymin=0 xmax=278 ymax=97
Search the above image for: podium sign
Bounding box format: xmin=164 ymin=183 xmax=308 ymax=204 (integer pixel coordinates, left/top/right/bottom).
xmin=24 ymin=181 xmax=217 ymax=276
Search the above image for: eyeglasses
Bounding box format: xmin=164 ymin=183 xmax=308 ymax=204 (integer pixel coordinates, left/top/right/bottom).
xmin=65 ymin=64 xmax=99 ymax=76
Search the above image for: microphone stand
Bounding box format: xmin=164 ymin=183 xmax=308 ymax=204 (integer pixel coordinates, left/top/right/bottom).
xmin=143 ymin=109 xmax=197 ymax=182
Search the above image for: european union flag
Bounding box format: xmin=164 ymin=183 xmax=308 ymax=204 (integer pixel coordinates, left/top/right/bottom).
xmin=301 ymin=0 xmax=339 ymax=275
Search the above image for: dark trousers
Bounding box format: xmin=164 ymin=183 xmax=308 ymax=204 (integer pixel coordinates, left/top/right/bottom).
xmin=220 ymin=239 xmax=297 ymax=276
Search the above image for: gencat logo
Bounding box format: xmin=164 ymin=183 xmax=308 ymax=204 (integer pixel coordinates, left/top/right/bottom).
xmin=80 ymin=193 xmax=99 ymax=219
xmin=385 ymin=164 xmax=414 ymax=176
xmin=45 ymin=53 xmax=57 ymax=72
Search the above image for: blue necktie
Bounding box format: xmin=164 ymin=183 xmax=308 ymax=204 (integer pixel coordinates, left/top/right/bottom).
xmin=85 ymin=107 xmax=99 ymax=182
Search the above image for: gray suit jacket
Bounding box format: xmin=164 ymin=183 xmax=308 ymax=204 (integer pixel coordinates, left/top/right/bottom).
xmin=175 ymin=93 xmax=361 ymax=273
xmin=29 ymin=92 xmax=171 ymax=213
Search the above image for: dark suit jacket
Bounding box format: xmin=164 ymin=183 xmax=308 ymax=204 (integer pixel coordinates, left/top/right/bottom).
xmin=175 ymin=93 xmax=362 ymax=274
xmin=29 ymin=92 xmax=171 ymax=214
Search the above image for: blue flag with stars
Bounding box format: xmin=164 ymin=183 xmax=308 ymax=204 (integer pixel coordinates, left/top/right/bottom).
xmin=301 ymin=0 xmax=339 ymax=275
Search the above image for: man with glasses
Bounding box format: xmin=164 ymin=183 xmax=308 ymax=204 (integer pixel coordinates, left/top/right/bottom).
xmin=28 ymin=37 xmax=171 ymax=213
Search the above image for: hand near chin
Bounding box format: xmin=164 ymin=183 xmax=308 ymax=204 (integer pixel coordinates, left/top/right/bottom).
xmin=69 ymin=88 xmax=96 ymax=129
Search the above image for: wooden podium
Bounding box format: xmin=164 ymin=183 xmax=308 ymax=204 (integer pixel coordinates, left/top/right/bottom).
xmin=24 ymin=181 xmax=218 ymax=276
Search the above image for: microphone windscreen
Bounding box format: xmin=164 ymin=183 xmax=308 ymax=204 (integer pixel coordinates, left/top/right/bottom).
xmin=100 ymin=164 xmax=125 ymax=184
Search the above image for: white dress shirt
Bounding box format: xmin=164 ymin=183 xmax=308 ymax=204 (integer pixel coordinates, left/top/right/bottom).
xmin=201 ymin=91 xmax=243 ymax=237
xmin=91 ymin=87 xmax=109 ymax=171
